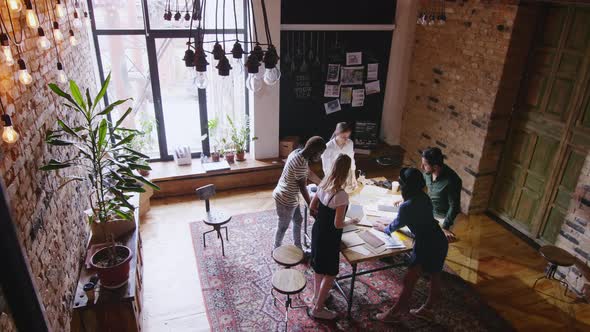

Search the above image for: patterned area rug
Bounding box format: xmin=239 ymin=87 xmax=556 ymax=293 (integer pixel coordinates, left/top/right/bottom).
xmin=189 ymin=210 xmax=513 ymax=331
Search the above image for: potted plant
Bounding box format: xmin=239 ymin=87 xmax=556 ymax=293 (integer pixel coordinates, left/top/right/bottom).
xmin=40 ymin=73 xmax=159 ymax=289
xmin=207 ymin=117 xmax=221 ymax=162
xmin=227 ymin=115 xmax=257 ymax=162
xmin=125 ymin=115 xmax=156 ymax=176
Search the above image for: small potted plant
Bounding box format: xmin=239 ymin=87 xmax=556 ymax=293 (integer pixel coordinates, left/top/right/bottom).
xmin=227 ymin=115 xmax=257 ymax=162
xmin=208 ymin=118 xmax=221 ymax=162
xmin=41 ymin=74 xmax=159 ymax=289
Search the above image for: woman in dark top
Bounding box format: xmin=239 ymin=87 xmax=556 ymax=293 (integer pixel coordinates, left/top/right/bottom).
xmin=373 ymin=167 xmax=449 ymax=323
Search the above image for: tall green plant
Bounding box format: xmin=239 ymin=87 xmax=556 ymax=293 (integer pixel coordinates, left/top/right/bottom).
xmin=227 ymin=115 xmax=257 ymax=154
xmin=40 ymin=73 xmax=159 ymax=238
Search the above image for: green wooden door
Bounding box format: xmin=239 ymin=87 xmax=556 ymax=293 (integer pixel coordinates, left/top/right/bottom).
xmin=490 ymin=5 xmax=590 ymax=243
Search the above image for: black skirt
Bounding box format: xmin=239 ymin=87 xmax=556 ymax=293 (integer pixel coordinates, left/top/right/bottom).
xmin=310 ymin=198 xmax=343 ymax=276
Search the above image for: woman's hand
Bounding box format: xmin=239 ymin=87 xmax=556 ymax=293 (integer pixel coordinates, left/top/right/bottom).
xmin=373 ymin=224 xmax=386 ymax=233
xmin=310 ymin=207 xmax=319 ymax=218
xmin=393 ymin=199 xmax=403 ymax=207
xmin=443 ymin=229 xmax=457 ymax=243
xmin=349 ymin=218 xmax=361 ymax=225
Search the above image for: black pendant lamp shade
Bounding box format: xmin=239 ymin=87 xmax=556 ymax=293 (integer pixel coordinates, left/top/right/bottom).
xmin=194 ymin=44 xmax=209 ymax=72
xmin=216 ymin=56 xmax=232 ymax=76
xmin=212 ymin=42 xmax=225 ymax=60
xmin=231 ymin=41 xmax=244 ymax=59
xmin=245 ymin=53 xmax=261 ymax=74
xmin=263 ymin=44 xmax=279 ymax=69
xmin=252 ymin=43 xmax=264 ymax=62
xmin=184 ymin=48 xmax=195 ymax=67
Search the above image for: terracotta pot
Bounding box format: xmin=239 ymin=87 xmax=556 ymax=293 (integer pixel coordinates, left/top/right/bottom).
xmin=225 ymin=152 xmax=235 ymax=163
xmin=211 ymin=152 xmax=220 ymax=162
xmin=90 ymin=245 xmax=132 ymax=289
xmin=138 ymin=169 xmax=150 ymax=176
xmin=236 ymin=151 xmax=246 ymax=161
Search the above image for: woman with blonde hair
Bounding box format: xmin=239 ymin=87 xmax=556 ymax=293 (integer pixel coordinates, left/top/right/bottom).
xmin=309 ymin=154 xmax=359 ymax=320
xmin=321 ymin=122 xmax=357 ymax=190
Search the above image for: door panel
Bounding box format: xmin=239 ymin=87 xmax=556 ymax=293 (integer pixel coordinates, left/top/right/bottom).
xmin=490 ymin=4 xmax=590 ymax=243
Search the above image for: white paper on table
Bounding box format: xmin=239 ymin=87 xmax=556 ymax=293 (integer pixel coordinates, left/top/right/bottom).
xmin=349 ymin=246 xmax=371 ymax=256
xmin=346 ymin=204 xmax=364 ymax=220
xmin=357 ymin=216 xmax=374 ymax=227
xmin=360 ymin=185 xmax=388 ymax=197
xmin=365 ymin=209 xmax=397 ymax=220
xmin=343 ymin=224 xmax=358 ymax=233
xmin=377 ymin=197 xmax=401 ymax=212
xmin=369 ymin=229 xmax=406 ymax=249
xmin=341 ymin=232 xmax=364 ymax=248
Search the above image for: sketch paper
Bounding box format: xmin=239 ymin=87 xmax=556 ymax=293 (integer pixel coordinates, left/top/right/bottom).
xmin=346 ymin=204 xmax=364 ymax=220
xmin=365 ymin=80 xmax=380 ymax=95
xmin=367 ymin=63 xmax=378 ymax=81
xmin=342 ymin=232 xmax=364 ymax=248
xmin=340 ymin=87 xmax=352 ymax=104
xmin=349 ymin=246 xmax=371 ymax=256
xmin=324 ymin=84 xmax=340 ymax=98
xmin=324 ymin=99 xmax=342 ymax=115
xmin=352 ymin=89 xmax=365 ymax=107
xmin=346 ymin=52 xmax=362 ymax=65
xmin=326 ymin=64 xmax=340 ymax=82
xmin=341 ymin=66 xmax=364 ymax=86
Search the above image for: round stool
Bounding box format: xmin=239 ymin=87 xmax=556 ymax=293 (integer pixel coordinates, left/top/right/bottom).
xmin=533 ymin=245 xmax=576 ymax=296
xmin=271 ymin=269 xmax=307 ymax=331
xmin=272 ymin=244 xmax=304 ymax=268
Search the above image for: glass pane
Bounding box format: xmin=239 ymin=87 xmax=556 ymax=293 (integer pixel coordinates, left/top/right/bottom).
xmin=156 ymin=38 xmax=203 ymax=154
xmin=147 ymin=0 xmax=245 ymax=30
xmin=202 ymin=33 xmax=247 ymax=153
xmin=91 ymin=0 xmax=144 ymax=30
xmin=98 ymin=35 xmax=160 ymax=158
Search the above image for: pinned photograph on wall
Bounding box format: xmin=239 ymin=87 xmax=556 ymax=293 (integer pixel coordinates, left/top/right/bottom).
xmin=341 ymin=66 xmax=364 ymax=86
xmin=340 ymin=87 xmax=352 ymax=104
xmin=365 ymin=80 xmax=380 ymax=95
xmin=346 ymin=52 xmax=362 ymax=66
xmin=324 ymin=99 xmax=342 ymax=115
xmin=326 ymin=64 xmax=340 ymax=82
xmin=324 ymin=84 xmax=341 ymax=98
xmin=352 ymin=89 xmax=365 ymax=107
xmin=367 ymin=63 xmax=379 ymax=81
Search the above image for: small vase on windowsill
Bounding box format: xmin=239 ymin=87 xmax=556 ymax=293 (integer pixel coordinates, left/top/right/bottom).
xmin=211 ymin=152 xmax=220 ymax=162
xmin=225 ymin=151 xmax=235 ymax=163
xmin=236 ymin=151 xmax=246 ymax=161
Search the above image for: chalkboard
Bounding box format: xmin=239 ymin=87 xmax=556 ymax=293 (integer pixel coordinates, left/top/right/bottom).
xmin=281 ymin=0 xmax=396 ymax=25
xmin=279 ymin=30 xmax=393 ymax=143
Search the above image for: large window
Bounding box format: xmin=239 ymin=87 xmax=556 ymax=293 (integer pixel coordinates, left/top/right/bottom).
xmin=88 ymin=0 xmax=249 ymax=161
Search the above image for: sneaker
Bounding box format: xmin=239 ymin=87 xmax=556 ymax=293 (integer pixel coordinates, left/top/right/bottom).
xmin=311 ymin=307 xmax=338 ymax=320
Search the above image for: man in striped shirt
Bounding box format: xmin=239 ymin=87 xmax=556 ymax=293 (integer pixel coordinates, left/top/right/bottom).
xmin=273 ymin=136 xmax=326 ymax=249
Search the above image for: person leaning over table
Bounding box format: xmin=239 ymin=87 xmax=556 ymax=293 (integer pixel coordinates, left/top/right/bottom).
xmin=273 ymin=136 xmax=325 ymax=249
xmin=373 ymin=167 xmax=449 ymax=323
xmin=421 ymin=147 xmax=462 ymax=242
xmin=321 ymin=122 xmax=357 ymax=190
xmin=309 ymin=154 xmax=360 ymax=320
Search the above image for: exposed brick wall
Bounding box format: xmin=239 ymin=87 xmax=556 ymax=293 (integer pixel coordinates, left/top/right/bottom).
xmin=556 ymin=153 xmax=590 ymax=295
xmin=0 ymin=3 xmax=96 ymax=331
xmin=399 ymin=0 xmax=521 ymax=213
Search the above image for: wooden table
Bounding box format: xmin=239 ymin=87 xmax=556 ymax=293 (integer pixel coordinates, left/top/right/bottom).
xmin=302 ymin=179 xmax=415 ymax=318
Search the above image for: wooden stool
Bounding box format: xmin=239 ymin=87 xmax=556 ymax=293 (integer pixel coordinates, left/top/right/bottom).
xmin=196 ymin=184 xmax=231 ymax=256
xmin=271 ymin=269 xmax=307 ymax=331
xmin=272 ymin=245 xmax=304 ymax=268
xmin=533 ymin=245 xmax=576 ymax=295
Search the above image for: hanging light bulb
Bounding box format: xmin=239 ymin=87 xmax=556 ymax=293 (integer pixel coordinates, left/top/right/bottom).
xmin=55 ymin=0 xmax=66 ymax=18
xmin=212 ymin=42 xmax=224 ymax=61
xmin=7 ymin=0 xmax=23 ymax=12
xmin=174 ymin=11 xmax=182 ymax=21
xmin=0 ymin=34 xmax=14 ymax=66
xmin=57 ymin=62 xmax=67 ymax=83
xmin=262 ymin=45 xmax=280 ymax=86
xmin=83 ymin=11 xmax=91 ymax=28
xmin=73 ymin=10 xmax=83 ymax=28
xmin=53 ymin=22 xmax=64 ymax=42
xmin=245 ymin=53 xmax=262 ymax=92
xmin=216 ymin=56 xmax=232 ymax=77
xmin=68 ymin=30 xmax=78 ymax=46
xmin=36 ymin=27 xmax=51 ymax=51
xmin=194 ymin=43 xmax=209 ymax=89
xmin=25 ymin=1 xmax=39 ymax=28
xmin=17 ymin=59 xmax=33 ymax=85
xmin=1 ymin=114 xmax=19 ymax=144
xmin=230 ymin=42 xmax=244 ymax=75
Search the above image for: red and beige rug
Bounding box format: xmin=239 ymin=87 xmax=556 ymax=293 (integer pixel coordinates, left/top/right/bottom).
xmin=189 ymin=210 xmax=513 ymax=331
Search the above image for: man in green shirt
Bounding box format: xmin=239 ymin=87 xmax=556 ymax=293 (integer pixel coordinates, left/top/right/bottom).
xmin=421 ymin=147 xmax=461 ymax=242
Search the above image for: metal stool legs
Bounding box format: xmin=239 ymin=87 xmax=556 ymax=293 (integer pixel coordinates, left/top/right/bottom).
xmin=532 ymin=263 xmax=570 ymax=296
xmin=271 ymin=289 xmax=306 ymax=331
xmin=202 ymin=226 xmax=229 ymax=256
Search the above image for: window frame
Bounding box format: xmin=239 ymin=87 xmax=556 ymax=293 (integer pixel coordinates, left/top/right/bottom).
xmin=87 ymin=0 xmax=250 ymax=161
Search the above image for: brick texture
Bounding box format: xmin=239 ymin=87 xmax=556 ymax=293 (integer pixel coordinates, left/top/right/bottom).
xmin=555 ymin=154 xmax=590 ymax=295
xmin=399 ymin=0 xmax=519 ymax=213
xmin=0 ymin=3 xmax=96 ymax=331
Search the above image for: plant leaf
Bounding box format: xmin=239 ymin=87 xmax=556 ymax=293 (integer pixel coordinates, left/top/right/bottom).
xmin=123 ymin=147 xmax=150 ymax=159
xmin=93 ymin=72 xmax=111 ymax=110
xmin=133 ymin=175 xmax=161 ymax=191
xmin=85 ymin=88 xmax=93 ymax=111
xmin=57 ymin=119 xmax=80 ymax=138
xmin=97 ymin=98 xmax=130 ymax=117
xmin=39 ymin=159 xmax=72 ymax=171
xmin=69 ymin=80 xmax=87 ymax=111
xmin=98 ymin=119 xmax=108 ymax=149
xmin=47 ymin=139 xmax=75 ymax=146
xmin=48 ymin=84 xmax=82 ymax=112
xmin=114 ymin=106 xmax=133 ymax=129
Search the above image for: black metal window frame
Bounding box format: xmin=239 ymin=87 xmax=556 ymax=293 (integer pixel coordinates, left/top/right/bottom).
xmin=86 ymin=0 xmax=250 ymax=161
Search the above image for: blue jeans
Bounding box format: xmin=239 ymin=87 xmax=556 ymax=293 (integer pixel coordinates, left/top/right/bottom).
xmin=274 ymin=200 xmax=303 ymax=249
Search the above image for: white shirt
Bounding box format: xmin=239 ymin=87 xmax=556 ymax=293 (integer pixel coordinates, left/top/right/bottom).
xmin=321 ymin=138 xmax=356 ymax=178
xmin=316 ymin=187 xmax=349 ymax=209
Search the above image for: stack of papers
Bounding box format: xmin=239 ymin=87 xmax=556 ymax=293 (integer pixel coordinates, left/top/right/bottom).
xmin=345 ymin=204 xmax=364 ymax=220
xmin=341 ymin=232 xmax=364 ymax=248
xmin=369 ymin=229 xmax=406 ymax=249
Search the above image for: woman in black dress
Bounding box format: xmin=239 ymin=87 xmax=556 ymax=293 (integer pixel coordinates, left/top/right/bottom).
xmin=373 ymin=167 xmax=449 ymax=323
xmin=309 ymin=154 xmax=359 ymax=320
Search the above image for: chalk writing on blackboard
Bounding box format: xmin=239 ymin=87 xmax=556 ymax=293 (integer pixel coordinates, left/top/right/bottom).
xmin=294 ymin=73 xmax=312 ymax=99
xmin=355 ymin=121 xmax=378 ymax=149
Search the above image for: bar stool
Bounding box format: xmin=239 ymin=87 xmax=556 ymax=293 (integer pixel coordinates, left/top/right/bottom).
xmin=272 ymin=245 xmax=304 ymax=268
xmin=196 ymin=184 xmax=231 ymax=256
xmin=271 ymin=269 xmax=307 ymax=331
xmin=532 ymin=245 xmax=576 ymax=296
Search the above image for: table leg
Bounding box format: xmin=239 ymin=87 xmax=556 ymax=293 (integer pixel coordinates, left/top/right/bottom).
xmin=347 ymin=264 xmax=357 ymax=319
xmin=303 ymin=205 xmax=309 ymax=248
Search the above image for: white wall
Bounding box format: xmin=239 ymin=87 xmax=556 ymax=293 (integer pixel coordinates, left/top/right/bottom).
xmin=251 ymin=0 xmax=281 ymax=159
xmin=380 ymin=0 xmax=419 ymax=145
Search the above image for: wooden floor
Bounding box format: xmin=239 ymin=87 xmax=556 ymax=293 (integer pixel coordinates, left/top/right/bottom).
xmin=141 ymin=184 xmax=590 ymax=331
